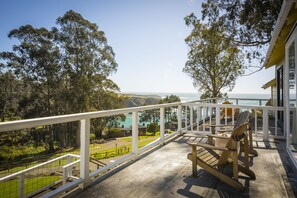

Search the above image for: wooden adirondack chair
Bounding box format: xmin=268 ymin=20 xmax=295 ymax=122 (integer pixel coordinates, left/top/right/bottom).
xmin=187 ymin=123 xmax=256 ymax=191
xmin=211 ymin=111 xmax=258 ymax=156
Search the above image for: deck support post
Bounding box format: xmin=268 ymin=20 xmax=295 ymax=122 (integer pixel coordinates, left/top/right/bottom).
xmin=132 ymin=111 xmax=139 ymax=157
xmin=80 ymin=118 xmax=90 ymax=189
xmin=160 ymin=107 xmax=165 ymax=144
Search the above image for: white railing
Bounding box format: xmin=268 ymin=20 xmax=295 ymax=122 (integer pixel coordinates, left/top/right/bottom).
xmin=183 ymin=102 xmax=285 ymax=141
xmin=0 ymin=99 xmax=214 ymax=197
xmin=0 ymin=154 xmax=80 ymax=198
xmin=0 ymin=97 xmax=285 ymax=197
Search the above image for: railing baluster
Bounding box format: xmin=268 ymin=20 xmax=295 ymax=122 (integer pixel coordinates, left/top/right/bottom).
xmin=196 ymin=106 xmax=199 ymax=133
xmin=255 ymin=109 xmax=258 ymax=136
xmin=132 ymin=111 xmax=139 ymax=156
xmin=215 ymin=105 xmax=220 ymax=134
xmin=178 ymin=105 xmax=182 ymax=134
xmin=160 ymin=107 xmax=165 ymax=144
xmin=232 ymin=107 xmax=235 ymax=126
xmin=203 ymin=107 xmax=206 ymax=132
xmin=185 ymin=106 xmax=188 ymax=131
xmin=197 ymin=106 xmax=201 ymax=133
xmin=19 ymin=173 xmax=24 ymax=198
xmin=190 ymin=106 xmax=193 ymax=132
xmin=275 ymin=109 xmax=278 ymax=136
xmin=263 ymin=109 xmax=268 ymax=141
xmin=80 ymin=118 xmax=90 ymax=189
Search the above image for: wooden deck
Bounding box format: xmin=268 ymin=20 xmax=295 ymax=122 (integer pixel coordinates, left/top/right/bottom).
xmin=72 ymin=135 xmax=297 ymax=198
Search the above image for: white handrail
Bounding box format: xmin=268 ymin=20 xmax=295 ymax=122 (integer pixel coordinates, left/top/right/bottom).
xmin=0 ymin=99 xmax=216 ymax=133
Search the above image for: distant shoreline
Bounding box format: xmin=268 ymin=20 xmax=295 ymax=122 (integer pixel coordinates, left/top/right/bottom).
xmin=121 ymin=92 xmax=271 ymax=102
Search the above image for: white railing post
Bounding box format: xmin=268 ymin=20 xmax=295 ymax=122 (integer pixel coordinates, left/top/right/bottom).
xmin=215 ymin=105 xmax=220 ymax=134
xmin=190 ymin=106 xmax=193 ymax=132
xmin=178 ymin=105 xmax=182 ymax=134
xmin=197 ymin=106 xmax=201 ymax=132
xmin=132 ymin=111 xmax=139 ymax=156
xmin=80 ymin=118 xmax=90 ymax=189
xmin=224 ymin=107 xmax=227 ymax=125
xmin=255 ymin=109 xmax=258 ymax=136
xmin=63 ymin=155 xmax=72 ymax=185
xmin=66 ymin=155 xmax=72 ymax=177
xmin=232 ymin=107 xmax=235 ymax=125
xmin=19 ymin=173 xmax=24 ymax=198
xmin=263 ymin=109 xmax=269 ymax=141
xmin=275 ymin=110 xmax=278 ymax=136
xmin=203 ymin=107 xmax=206 ymax=132
xmin=160 ymin=107 xmax=165 ymax=144
xmin=185 ymin=106 xmax=188 ymax=131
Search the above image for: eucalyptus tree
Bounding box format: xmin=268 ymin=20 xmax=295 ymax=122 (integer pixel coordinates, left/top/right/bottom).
xmin=201 ymin=0 xmax=283 ymax=74
xmin=1 ymin=25 xmax=61 ymax=118
xmin=0 ymin=71 xmax=20 ymax=122
xmin=56 ymin=10 xmax=121 ymax=145
xmin=0 ymin=25 xmax=61 ymax=151
xmin=183 ymin=15 xmax=244 ymax=99
xmin=56 ymin=10 xmax=118 ymax=113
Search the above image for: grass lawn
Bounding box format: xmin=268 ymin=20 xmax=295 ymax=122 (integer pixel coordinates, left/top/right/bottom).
xmin=0 ymin=135 xmax=160 ymax=176
xmin=0 ymin=175 xmax=61 ymax=198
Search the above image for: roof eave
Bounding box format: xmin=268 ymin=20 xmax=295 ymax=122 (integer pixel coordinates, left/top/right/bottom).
xmin=263 ymin=0 xmax=295 ymax=68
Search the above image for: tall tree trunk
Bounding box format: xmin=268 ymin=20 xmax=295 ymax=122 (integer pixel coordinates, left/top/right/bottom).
xmin=48 ymin=125 xmax=54 ymax=152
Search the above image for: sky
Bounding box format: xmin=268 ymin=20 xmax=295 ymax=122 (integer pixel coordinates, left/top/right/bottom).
xmin=0 ymin=0 xmax=275 ymax=94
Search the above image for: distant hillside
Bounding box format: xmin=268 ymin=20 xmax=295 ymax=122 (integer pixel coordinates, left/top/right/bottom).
xmin=122 ymin=94 xmax=161 ymax=107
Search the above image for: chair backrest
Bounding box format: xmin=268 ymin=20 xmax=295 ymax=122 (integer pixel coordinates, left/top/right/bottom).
xmin=218 ymin=123 xmax=248 ymax=165
xmin=234 ymin=111 xmax=250 ymax=128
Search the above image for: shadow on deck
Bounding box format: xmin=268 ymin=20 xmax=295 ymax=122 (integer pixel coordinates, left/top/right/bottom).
xmin=71 ymin=135 xmax=297 ymax=198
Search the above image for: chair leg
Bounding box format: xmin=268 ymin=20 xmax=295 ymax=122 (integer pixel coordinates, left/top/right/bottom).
xmin=197 ymin=160 xmax=244 ymax=191
xmin=231 ymin=151 xmax=238 ymax=181
xmin=248 ymin=126 xmax=258 ymax=156
xmin=238 ymin=164 xmax=256 ymax=180
xmin=191 ymin=145 xmax=197 ymax=177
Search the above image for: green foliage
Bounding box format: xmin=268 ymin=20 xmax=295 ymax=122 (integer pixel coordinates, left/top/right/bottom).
xmin=146 ymin=122 xmax=159 ymax=133
xmin=104 ymin=128 xmax=123 ymax=138
xmin=183 ymin=17 xmax=244 ymax=98
xmin=0 ymin=10 xmax=125 ymax=150
xmin=159 ymin=95 xmax=181 ymax=104
xmin=145 ymin=132 xmax=155 ymax=136
xmin=90 ymin=133 xmax=96 ymax=142
xmin=200 ymin=0 xmax=282 ymax=73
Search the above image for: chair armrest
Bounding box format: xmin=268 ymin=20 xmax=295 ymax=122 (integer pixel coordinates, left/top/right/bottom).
xmin=207 ymin=134 xmax=229 ymax=139
xmin=210 ymin=124 xmax=234 ymax=128
xmin=217 ymin=129 xmax=233 ymax=133
xmin=187 ymin=141 xmax=229 ymax=151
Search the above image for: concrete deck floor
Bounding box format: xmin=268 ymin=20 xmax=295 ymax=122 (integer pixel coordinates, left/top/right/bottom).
xmin=72 ymin=135 xmax=297 ymax=198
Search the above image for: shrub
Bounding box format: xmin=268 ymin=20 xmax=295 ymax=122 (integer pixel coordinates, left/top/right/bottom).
xmin=105 ymin=128 xmax=122 ymax=138
xmin=90 ymin=133 xmax=96 ymax=142
xmin=146 ymin=122 xmax=159 ymax=133
xmin=155 ymin=132 xmax=160 ymax=136
xmin=145 ymin=132 xmax=155 ymax=136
